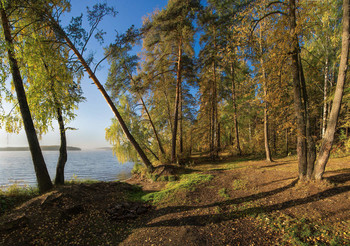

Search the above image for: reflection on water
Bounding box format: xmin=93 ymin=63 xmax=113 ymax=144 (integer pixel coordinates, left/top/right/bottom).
xmin=0 ymin=150 xmax=134 ymax=189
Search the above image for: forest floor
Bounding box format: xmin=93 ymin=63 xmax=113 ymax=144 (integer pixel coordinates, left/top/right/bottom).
xmin=1 ymin=154 xmax=350 ymax=245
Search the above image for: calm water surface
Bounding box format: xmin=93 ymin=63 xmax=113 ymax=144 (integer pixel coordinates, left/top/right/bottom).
xmin=0 ymin=150 xmax=134 ymax=189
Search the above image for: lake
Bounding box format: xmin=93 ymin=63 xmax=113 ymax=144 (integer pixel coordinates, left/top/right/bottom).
xmin=0 ymin=150 xmax=135 ymax=189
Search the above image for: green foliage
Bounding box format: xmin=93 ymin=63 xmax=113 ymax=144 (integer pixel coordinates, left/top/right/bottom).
xmin=105 ymin=96 xmax=147 ymax=163
xmin=142 ymin=173 xmax=213 ymax=204
xmin=131 ymin=163 xmax=146 ymax=175
xmin=0 ymin=0 xmax=84 ymax=136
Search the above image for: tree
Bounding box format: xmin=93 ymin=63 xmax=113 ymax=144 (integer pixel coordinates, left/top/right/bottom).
xmin=313 ymin=0 xmax=350 ymax=180
xmin=31 ymin=2 xmax=155 ymax=171
xmin=0 ymin=2 xmax=52 ymax=192
xmin=198 ymin=5 xmax=222 ymax=159
xmin=105 ymin=27 xmax=166 ymax=160
xmin=3 ymin=0 xmax=84 ymax=185
xmin=143 ymin=0 xmax=199 ymax=163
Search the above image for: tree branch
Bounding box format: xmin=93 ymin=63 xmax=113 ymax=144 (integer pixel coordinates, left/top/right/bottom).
xmin=252 ymin=11 xmax=287 ymax=33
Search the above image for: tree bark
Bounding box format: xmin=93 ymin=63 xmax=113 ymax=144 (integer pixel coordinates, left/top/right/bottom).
xmin=314 ymin=0 xmax=350 ymax=180
xmin=54 ymin=107 xmax=67 ymax=185
xmin=259 ymin=22 xmax=272 ymax=162
xmin=322 ymin=57 xmax=329 ymax=138
xmin=48 ymin=16 xmax=154 ymax=171
xmin=213 ymin=60 xmax=219 ymax=158
xmin=1 ymin=7 xmax=53 ymax=192
xmin=179 ymin=90 xmax=184 ymax=154
xmin=285 ymin=128 xmax=289 ymax=156
xmin=43 ymin=61 xmax=68 ymax=185
xmin=298 ymin=52 xmax=316 ymax=178
xmin=171 ymin=38 xmax=182 ymax=163
xmin=230 ymin=63 xmax=242 ymax=156
xmin=289 ymin=0 xmax=308 ymax=180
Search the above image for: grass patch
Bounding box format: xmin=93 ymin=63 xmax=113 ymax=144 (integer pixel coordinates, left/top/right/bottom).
xmin=218 ymin=188 xmax=230 ymax=199
xmin=125 ymin=185 xmax=147 ymax=202
xmin=65 ymin=175 xmax=99 ymax=184
xmin=142 ymin=173 xmax=214 ymax=204
xmin=0 ymin=184 xmax=39 ymax=215
xmin=232 ymin=179 xmax=248 ymax=190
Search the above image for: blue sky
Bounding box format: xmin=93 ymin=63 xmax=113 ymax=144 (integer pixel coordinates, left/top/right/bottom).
xmin=0 ymin=0 xmax=167 ymax=149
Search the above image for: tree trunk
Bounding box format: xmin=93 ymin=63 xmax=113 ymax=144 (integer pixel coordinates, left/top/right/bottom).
xmin=43 ymin=62 xmax=68 ymax=186
xmin=163 ymin=87 xmax=173 ymax=133
xmin=48 ymin=16 xmax=154 ymax=171
xmin=54 ymin=107 xmax=67 ymax=185
xmin=139 ymin=95 xmax=165 ymax=156
xmin=179 ymin=90 xmax=184 ymax=154
xmin=314 ymin=0 xmax=350 ymax=180
xmin=272 ymin=126 xmax=277 ymax=155
xmin=259 ymin=22 xmax=272 ymax=162
xmin=289 ymin=0 xmax=308 ymax=180
xmin=217 ymin=122 xmax=221 ymax=152
xmin=123 ymin=63 xmax=166 ymax=157
xmin=298 ymin=52 xmax=316 ymax=178
xmin=171 ymin=38 xmax=182 ymax=163
xmin=322 ymin=57 xmax=329 ymax=138
xmin=213 ymin=61 xmax=219 ymax=158
xmin=1 ymin=7 xmax=53 ymax=193
xmin=209 ymin=103 xmax=214 ymax=156
xmin=285 ymin=128 xmax=289 ymax=156
xmin=231 ymin=63 xmax=242 ymax=156
xmin=263 ymin=84 xmax=273 ymax=162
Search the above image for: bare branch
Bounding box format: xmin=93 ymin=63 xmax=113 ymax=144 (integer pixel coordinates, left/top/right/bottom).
xmin=93 ymin=52 xmax=110 ymax=74
xmin=252 ymin=11 xmax=287 ymax=33
xmin=266 ymin=1 xmax=288 ymax=8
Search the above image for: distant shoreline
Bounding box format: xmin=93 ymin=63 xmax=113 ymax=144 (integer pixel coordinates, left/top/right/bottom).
xmin=0 ymin=146 xmax=81 ymax=151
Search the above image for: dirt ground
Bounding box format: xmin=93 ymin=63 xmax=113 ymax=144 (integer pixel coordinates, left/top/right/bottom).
xmin=1 ymin=155 xmax=350 ymax=245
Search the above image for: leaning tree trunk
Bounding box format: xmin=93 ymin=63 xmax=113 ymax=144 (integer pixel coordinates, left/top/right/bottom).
xmin=48 ymin=16 xmax=154 ymax=171
xmin=314 ymin=0 xmax=350 ymax=180
xmin=1 ymin=7 xmax=52 ymax=192
xmin=54 ymin=106 xmax=67 ymax=185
